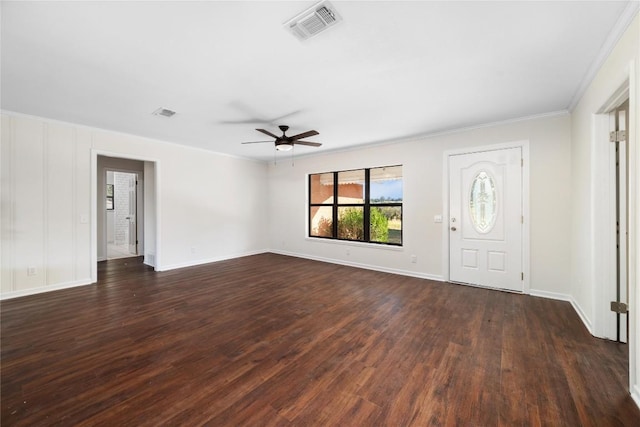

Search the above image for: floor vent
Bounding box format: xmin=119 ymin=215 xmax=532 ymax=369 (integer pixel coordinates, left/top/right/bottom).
xmin=285 ymin=1 xmax=342 ymax=41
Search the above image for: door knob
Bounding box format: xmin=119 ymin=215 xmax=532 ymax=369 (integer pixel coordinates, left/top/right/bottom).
xmin=450 ymin=226 xmax=457 ymax=231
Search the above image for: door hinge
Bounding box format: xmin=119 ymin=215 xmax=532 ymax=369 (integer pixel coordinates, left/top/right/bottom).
xmin=521 ymin=215 xmax=524 ymax=224
xmin=521 ymin=272 xmax=524 ymax=281
xmin=521 ymin=158 xmax=523 ymax=167
xmin=610 ymin=301 xmax=628 ymax=314
xmin=609 ymin=130 xmax=626 ymax=142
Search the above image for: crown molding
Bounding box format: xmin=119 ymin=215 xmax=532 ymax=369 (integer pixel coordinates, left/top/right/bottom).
xmin=568 ymin=3 xmax=639 ymax=111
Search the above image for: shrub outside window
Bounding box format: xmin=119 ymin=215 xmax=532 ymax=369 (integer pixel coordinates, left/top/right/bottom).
xmin=309 ymin=165 xmax=402 ymax=245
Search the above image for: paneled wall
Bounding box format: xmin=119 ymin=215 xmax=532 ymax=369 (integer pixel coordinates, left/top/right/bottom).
xmin=1 ymin=116 xmax=92 ymax=294
xmin=1 ymin=113 xmax=270 ymax=298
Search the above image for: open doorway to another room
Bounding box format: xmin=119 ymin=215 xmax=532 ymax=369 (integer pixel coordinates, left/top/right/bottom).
xmin=97 ymin=156 xmax=146 ymax=263
xmin=106 ymin=171 xmax=141 ymax=259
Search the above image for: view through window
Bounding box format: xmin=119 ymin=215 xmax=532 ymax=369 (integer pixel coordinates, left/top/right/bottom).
xmin=309 ymin=165 xmax=403 ymax=245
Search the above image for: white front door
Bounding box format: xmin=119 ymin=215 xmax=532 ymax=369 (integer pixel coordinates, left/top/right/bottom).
xmin=449 ymin=147 xmax=523 ymax=292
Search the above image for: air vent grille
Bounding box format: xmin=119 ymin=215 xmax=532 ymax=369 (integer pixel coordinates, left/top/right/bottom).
xmin=152 ymin=107 xmax=176 ymax=118
xmin=284 ymin=1 xmax=342 ymax=41
xmin=316 ymin=6 xmax=336 ymax=24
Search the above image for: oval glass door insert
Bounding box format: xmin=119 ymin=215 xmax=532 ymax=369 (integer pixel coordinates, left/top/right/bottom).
xmin=469 ymin=170 xmax=497 ymax=233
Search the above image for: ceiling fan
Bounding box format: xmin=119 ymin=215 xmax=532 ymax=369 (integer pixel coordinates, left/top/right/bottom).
xmin=242 ymin=125 xmax=321 ymax=151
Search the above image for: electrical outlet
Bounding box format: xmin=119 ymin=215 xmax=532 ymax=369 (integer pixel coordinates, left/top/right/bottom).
xmin=190 ymin=247 xmax=196 ymax=254
xmin=27 ymin=266 xmax=37 ymax=276
xmin=410 ymin=255 xmax=417 ymax=264
xmin=346 ymin=248 xmax=350 ymax=256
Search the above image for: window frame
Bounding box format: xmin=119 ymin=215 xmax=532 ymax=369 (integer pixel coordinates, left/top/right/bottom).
xmin=308 ymin=165 xmax=403 ymax=246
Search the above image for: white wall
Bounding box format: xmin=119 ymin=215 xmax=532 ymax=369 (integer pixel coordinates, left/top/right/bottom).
xmin=0 ymin=113 xmax=270 ymax=298
xmin=268 ymin=113 xmax=572 ymax=297
xmin=570 ymin=12 xmax=639 ymax=405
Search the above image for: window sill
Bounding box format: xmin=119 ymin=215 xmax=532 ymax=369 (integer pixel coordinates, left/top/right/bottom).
xmin=305 ymin=237 xmax=404 ymax=251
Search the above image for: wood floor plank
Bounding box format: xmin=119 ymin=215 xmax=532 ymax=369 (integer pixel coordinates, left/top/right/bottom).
xmin=1 ymin=254 xmax=638 ymax=425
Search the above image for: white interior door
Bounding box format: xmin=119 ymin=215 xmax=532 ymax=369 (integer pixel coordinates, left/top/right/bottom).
xmin=127 ymin=174 xmax=137 ymax=255
xmin=610 ymin=103 xmax=629 ymax=343
xmin=449 ymin=147 xmax=523 ymax=292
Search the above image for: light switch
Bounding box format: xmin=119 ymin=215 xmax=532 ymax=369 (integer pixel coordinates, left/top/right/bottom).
xmin=434 ymin=215 xmax=442 ymax=223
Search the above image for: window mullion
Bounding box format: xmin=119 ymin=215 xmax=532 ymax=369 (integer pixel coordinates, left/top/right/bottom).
xmin=332 ymin=171 xmax=338 ymax=238
xmin=364 ymin=168 xmax=370 ymax=242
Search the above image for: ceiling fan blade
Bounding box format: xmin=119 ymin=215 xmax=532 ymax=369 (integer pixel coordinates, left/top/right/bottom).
xmin=241 ymin=140 xmax=272 ymax=144
xmin=256 ymin=128 xmax=279 ymax=139
xmin=289 ymin=130 xmax=319 ymax=141
xmin=294 ymin=141 xmax=322 ymax=147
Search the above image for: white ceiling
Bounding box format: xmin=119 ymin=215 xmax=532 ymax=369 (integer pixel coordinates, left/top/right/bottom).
xmin=1 ymin=1 xmax=634 ymax=161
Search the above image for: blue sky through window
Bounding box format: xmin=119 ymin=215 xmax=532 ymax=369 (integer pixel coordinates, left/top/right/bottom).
xmin=370 ymin=179 xmax=403 ymax=201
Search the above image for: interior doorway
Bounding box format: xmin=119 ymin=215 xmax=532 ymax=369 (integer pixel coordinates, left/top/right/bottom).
xmin=610 ymin=100 xmax=630 ymax=343
xmin=106 ymin=171 xmax=141 ymax=260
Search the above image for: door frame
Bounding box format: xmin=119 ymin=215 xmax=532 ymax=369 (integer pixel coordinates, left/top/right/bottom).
xmin=103 ymin=168 xmax=143 ymax=260
xmin=91 ymin=150 xmax=161 ymax=282
xmin=594 ymin=84 xmax=630 ymax=342
xmin=442 ymin=140 xmax=530 ymax=294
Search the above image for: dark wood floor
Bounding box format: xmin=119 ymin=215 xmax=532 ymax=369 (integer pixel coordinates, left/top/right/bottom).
xmin=1 ymin=254 xmax=638 ymax=426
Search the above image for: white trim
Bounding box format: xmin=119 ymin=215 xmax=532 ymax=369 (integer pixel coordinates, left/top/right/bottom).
xmin=597 ymin=80 xmax=631 ymax=114
xmin=270 ymin=249 xmax=444 ymax=282
xmin=590 ymin=61 xmax=637 ymax=402
xmin=158 ymin=249 xmax=269 ymax=272
xmin=442 ymin=140 xmax=530 ymax=294
xmin=568 ymin=2 xmax=640 ymax=111
xmin=0 ymin=279 xmax=93 ymax=300
xmin=627 ymin=59 xmax=637 ymax=405
xmin=529 ymin=289 xmax=572 ymax=302
xmin=304 ymin=237 xmax=404 ymax=252
xmin=571 ymin=297 xmax=594 ymax=335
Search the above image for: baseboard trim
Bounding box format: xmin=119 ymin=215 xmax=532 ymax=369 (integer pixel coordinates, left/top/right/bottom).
xmin=569 ymin=298 xmax=594 ymax=335
xmin=529 ymin=289 xmax=572 ymax=302
xmin=157 ymin=249 xmax=269 ymax=272
xmin=270 ymin=249 xmax=444 ymax=282
xmin=0 ymin=279 xmax=94 ymax=300
xmin=528 ymin=289 xmax=593 ymax=334
xmin=632 ymin=385 xmax=640 ymax=411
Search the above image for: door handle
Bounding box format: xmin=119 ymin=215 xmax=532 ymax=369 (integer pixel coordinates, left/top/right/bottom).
xmin=450 ymin=226 xmax=457 ymax=231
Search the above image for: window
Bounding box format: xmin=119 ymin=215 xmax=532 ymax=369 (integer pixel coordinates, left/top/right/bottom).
xmin=309 ymin=165 xmax=402 ymax=245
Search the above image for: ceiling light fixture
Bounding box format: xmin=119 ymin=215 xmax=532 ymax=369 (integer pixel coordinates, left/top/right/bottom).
xmin=276 ymin=143 xmax=293 ymax=151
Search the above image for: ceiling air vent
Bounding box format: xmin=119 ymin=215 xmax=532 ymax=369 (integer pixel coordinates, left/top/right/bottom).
xmin=152 ymin=107 xmax=176 ymax=118
xmin=285 ymin=1 xmax=342 ymax=41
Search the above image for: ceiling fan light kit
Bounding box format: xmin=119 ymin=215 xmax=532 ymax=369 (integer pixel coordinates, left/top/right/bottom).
xmin=242 ymin=124 xmax=322 ymax=153
xmin=276 ymin=143 xmax=293 ymax=151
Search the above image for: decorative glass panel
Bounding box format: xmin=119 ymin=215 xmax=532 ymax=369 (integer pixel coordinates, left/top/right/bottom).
xmin=469 ymin=171 xmax=497 ymax=233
